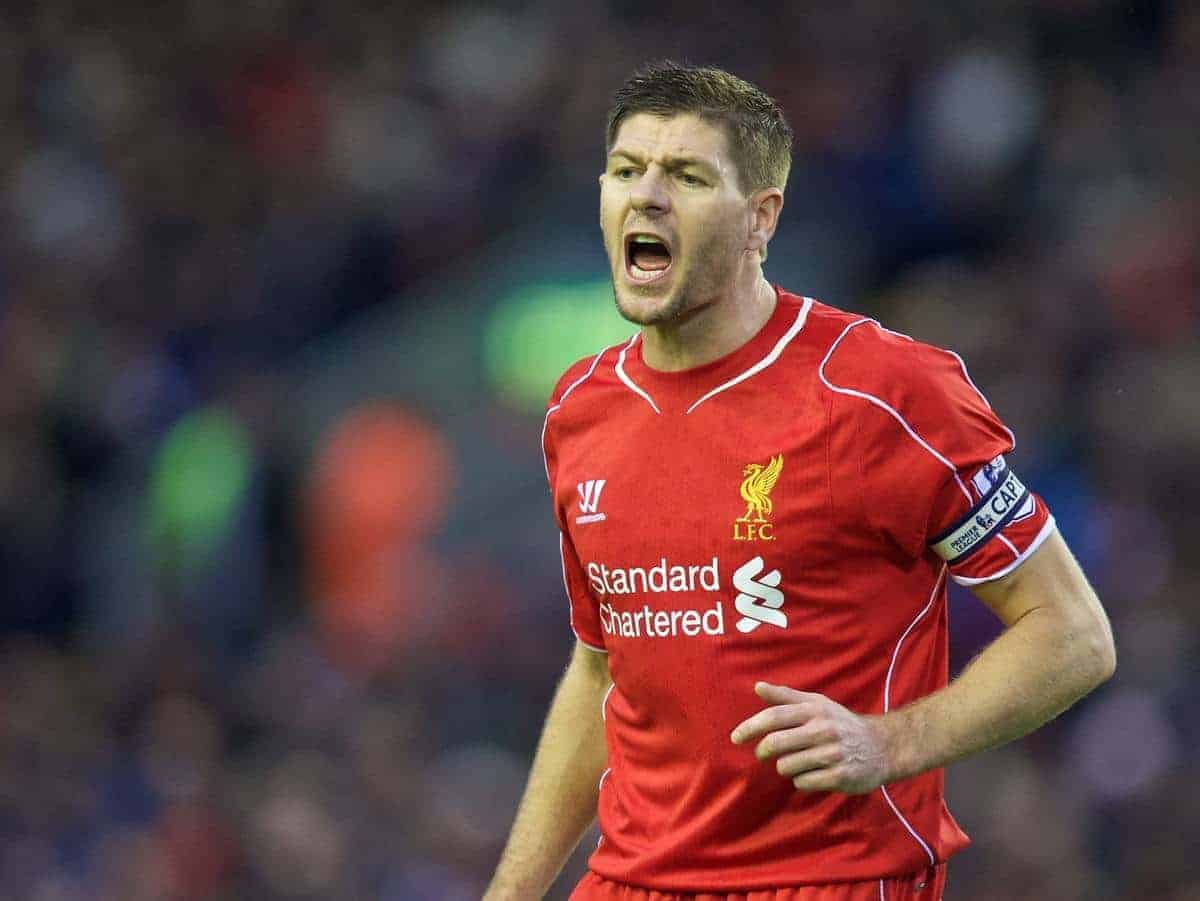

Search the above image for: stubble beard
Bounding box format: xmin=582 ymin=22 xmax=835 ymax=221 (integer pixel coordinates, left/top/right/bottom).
xmin=612 ymin=279 xmax=690 ymax=326
xmin=610 ymin=234 xmax=738 ymax=328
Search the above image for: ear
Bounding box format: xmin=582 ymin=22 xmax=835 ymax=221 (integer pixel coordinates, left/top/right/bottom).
xmin=747 ymin=188 xmax=783 ymax=257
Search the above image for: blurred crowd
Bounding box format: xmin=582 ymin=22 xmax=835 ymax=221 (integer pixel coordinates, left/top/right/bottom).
xmin=0 ymin=0 xmax=1197 ymax=898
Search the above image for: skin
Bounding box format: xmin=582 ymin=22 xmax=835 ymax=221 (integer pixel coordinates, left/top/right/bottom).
xmin=730 ymin=529 xmax=1116 ymax=794
xmin=599 ymin=112 xmax=783 ymax=372
xmin=487 ymin=113 xmax=1116 ymax=900
xmin=484 ymin=641 xmax=610 ymax=900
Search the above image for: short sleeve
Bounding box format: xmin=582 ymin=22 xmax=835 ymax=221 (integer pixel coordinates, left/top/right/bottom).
xmin=556 ymin=528 xmax=607 ymax=650
xmin=823 ymin=321 xmax=1055 ymax=585
xmin=543 ymin=362 xmax=608 ymax=651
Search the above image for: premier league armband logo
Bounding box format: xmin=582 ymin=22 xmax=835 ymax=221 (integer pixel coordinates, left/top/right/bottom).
xmin=929 ymin=455 xmax=1034 ymax=564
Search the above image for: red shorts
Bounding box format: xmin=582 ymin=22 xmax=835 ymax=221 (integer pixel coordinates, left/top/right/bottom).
xmin=570 ymin=865 xmax=946 ymax=901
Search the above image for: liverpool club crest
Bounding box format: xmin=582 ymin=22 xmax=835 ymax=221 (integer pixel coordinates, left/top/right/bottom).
xmin=734 ymin=455 xmax=783 ymax=542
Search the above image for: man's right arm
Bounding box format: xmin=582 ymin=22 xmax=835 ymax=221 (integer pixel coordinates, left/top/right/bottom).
xmin=484 ymin=640 xmax=612 ymax=900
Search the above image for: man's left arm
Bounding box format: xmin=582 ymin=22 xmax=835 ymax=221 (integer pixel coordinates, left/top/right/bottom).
xmin=731 ymin=529 xmax=1116 ymax=792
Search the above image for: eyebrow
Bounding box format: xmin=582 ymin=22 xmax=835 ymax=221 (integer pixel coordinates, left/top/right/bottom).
xmin=607 ymin=149 xmax=718 ymax=174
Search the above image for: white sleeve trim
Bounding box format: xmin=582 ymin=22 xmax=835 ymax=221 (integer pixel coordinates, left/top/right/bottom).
xmin=997 ymin=532 xmax=1020 ymax=560
xmin=951 ymin=517 xmax=1057 ymax=586
xmin=559 ymin=532 xmax=609 ymax=652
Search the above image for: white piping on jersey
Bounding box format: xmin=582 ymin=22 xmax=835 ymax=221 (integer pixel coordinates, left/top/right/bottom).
xmin=952 ymin=516 xmax=1056 ymax=586
xmin=558 ymin=343 xmax=612 ymax=405
xmin=683 ymin=296 xmax=814 ymax=414
xmin=541 ymin=341 xmax=619 ymax=482
xmin=596 ymin=769 xmax=611 ymax=851
xmin=615 ymin=334 xmax=662 ymax=414
xmin=878 ymin=564 xmax=945 ymax=869
xmin=997 ymin=532 xmax=1020 ymax=561
xmin=944 ymin=346 xmax=1016 ymax=449
xmin=818 ymin=319 xmax=972 ymax=504
xmin=883 ymin=565 xmax=945 ymax=720
xmin=601 ymin=681 xmax=615 ymax=721
xmin=559 ymin=533 xmax=608 ymax=654
xmin=865 ymin=324 xmax=1016 ymax=459
xmin=576 ymin=636 xmax=608 ymax=654
xmin=878 ymin=879 xmax=885 ymax=900
xmin=542 ymin=342 xmax=621 ymax=655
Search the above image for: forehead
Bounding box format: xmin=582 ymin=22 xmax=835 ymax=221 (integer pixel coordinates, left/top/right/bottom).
xmin=609 ymin=112 xmax=732 ymax=166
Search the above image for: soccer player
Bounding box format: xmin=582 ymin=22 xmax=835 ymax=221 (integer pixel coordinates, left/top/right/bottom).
xmin=485 ymin=62 xmax=1115 ymax=901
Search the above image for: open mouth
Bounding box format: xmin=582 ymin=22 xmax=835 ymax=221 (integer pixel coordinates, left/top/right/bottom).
xmin=625 ymin=234 xmax=673 ymax=284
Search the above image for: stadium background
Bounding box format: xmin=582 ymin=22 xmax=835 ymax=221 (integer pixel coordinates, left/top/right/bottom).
xmin=0 ymin=1 xmax=1196 ymax=898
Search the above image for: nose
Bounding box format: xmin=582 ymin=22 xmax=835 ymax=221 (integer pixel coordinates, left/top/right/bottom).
xmin=630 ymin=164 xmax=670 ymax=215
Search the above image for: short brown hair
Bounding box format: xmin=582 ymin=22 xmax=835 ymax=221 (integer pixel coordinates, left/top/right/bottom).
xmin=606 ymin=61 xmax=793 ymax=196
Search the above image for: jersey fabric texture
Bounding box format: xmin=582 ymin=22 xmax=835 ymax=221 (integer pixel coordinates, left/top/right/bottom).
xmin=541 ymin=288 xmax=1054 ymax=892
xmin=570 ymin=863 xmax=946 ymax=901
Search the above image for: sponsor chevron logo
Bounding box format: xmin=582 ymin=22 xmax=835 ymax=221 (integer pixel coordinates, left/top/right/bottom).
xmin=733 ymin=556 xmax=786 ymax=632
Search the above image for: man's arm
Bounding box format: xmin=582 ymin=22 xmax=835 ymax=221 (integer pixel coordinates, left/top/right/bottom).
xmin=485 ymin=640 xmax=612 ymax=900
xmin=731 ymin=530 xmax=1116 ymax=792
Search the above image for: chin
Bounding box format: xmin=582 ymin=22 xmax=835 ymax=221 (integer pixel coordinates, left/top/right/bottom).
xmin=614 ymin=287 xmax=686 ymax=326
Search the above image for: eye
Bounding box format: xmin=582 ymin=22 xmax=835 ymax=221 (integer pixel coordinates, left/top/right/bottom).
xmin=679 ymin=172 xmax=704 ymax=186
xmin=614 ymin=167 xmax=636 ymax=180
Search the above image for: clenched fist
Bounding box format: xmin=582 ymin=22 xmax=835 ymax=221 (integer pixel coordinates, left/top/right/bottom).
xmin=730 ymin=682 xmax=896 ymax=794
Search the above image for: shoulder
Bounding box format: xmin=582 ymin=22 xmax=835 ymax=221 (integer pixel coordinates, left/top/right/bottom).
xmin=547 ymin=339 xmax=630 ymax=410
xmin=542 ymin=340 xmax=631 ymax=479
xmin=813 ymin=310 xmax=1013 ymax=469
xmin=814 ymin=312 xmax=975 ymax=415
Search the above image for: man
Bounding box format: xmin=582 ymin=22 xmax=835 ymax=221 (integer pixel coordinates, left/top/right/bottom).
xmin=485 ymin=62 xmax=1115 ymax=901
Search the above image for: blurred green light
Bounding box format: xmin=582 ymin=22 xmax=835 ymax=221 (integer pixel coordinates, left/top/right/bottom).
xmin=484 ymin=279 xmax=632 ymax=411
xmin=147 ymin=406 xmax=252 ymax=570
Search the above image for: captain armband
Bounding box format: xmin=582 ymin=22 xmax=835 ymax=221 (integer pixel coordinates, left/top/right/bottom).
xmin=928 ymin=455 xmax=1035 ymax=565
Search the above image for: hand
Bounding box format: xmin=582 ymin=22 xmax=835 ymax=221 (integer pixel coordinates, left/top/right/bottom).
xmin=730 ymin=682 xmax=894 ymax=794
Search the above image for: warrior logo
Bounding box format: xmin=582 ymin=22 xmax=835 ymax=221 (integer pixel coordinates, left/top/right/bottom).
xmin=576 ymin=479 xmax=607 ymax=524
xmin=734 ymin=454 xmax=783 ymax=542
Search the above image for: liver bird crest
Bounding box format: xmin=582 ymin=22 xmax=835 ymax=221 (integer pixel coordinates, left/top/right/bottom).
xmin=737 ymin=455 xmax=784 ymax=523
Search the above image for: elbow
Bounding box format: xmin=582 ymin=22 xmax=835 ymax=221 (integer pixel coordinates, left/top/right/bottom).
xmin=1058 ymin=609 xmax=1116 ymax=693
xmin=1096 ymin=633 xmax=1117 ymax=685
xmin=1058 ymin=593 xmax=1116 ymax=690
xmin=1086 ymin=622 xmax=1117 ymax=688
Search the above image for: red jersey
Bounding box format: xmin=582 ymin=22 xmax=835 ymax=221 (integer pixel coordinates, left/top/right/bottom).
xmin=541 ymin=288 xmax=1054 ymax=891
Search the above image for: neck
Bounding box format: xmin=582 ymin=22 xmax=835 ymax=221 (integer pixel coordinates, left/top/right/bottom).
xmin=640 ymin=270 xmax=776 ymax=372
